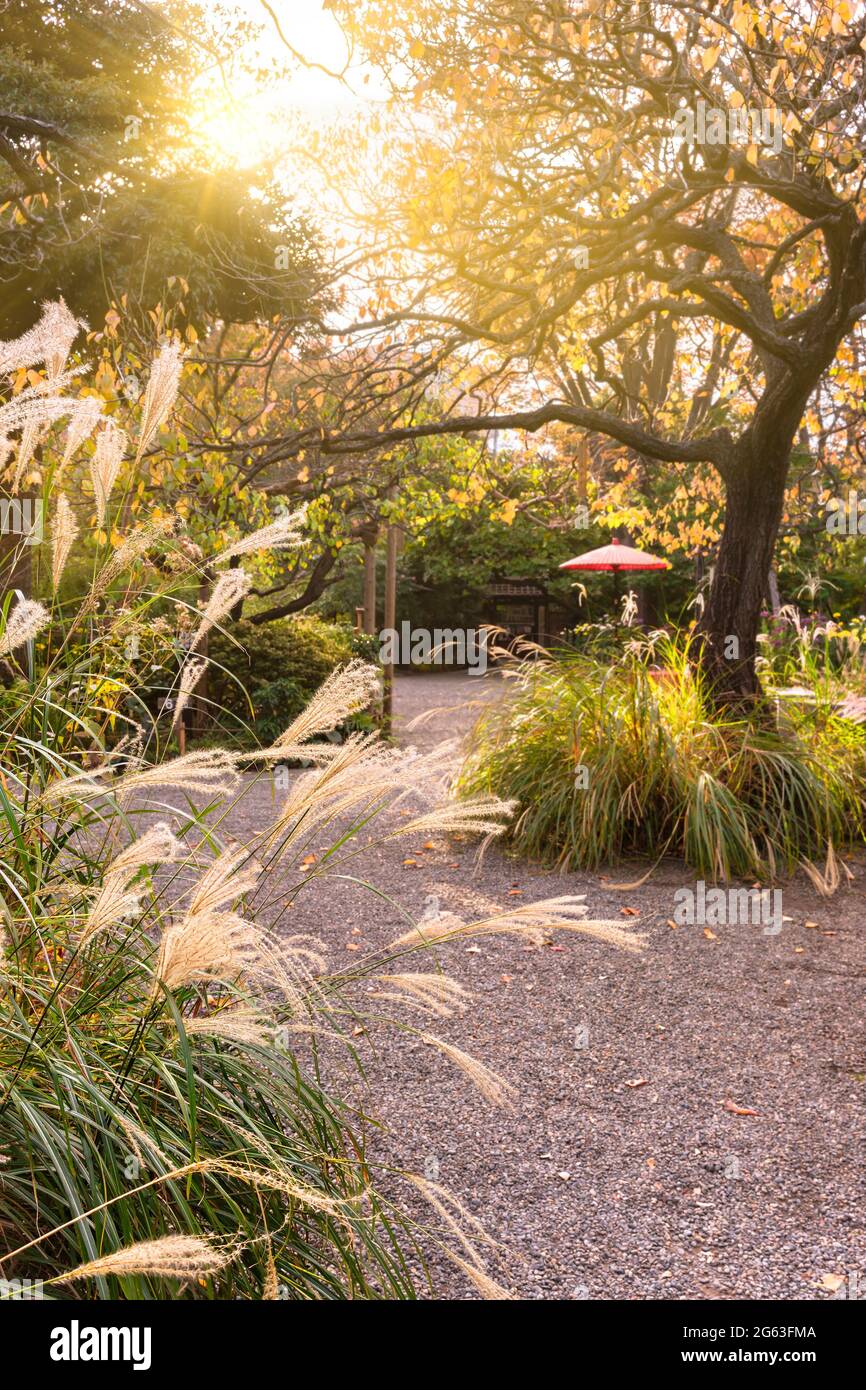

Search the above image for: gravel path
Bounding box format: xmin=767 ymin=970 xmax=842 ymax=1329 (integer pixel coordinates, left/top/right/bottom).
xmin=141 ymin=672 xmax=866 ymax=1300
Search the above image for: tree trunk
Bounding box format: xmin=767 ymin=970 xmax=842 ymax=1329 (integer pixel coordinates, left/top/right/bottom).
xmin=697 ymin=441 xmax=791 ymax=705
xmin=382 ymin=506 xmax=398 ymax=733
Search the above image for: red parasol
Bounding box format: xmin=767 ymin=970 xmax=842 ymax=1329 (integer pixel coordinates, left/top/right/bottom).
xmin=559 ymin=538 xmax=670 ymax=614
xmin=559 ymin=539 xmax=670 ymax=573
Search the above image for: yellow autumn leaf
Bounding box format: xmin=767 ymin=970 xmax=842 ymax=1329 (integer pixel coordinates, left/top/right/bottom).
xmin=701 ymin=44 xmax=720 ymax=71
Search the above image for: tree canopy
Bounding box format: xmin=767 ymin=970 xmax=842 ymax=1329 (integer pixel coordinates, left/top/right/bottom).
xmin=0 ymin=0 xmax=323 ymax=334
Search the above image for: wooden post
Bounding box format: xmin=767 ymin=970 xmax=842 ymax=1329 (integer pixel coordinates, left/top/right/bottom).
xmin=363 ymin=536 xmax=378 ymax=635
xmin=382 ymin=498 xmax=397 ymax=732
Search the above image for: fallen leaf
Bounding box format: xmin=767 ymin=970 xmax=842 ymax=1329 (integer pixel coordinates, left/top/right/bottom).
xmin=646 ymin=1157 xmax=656 ymax=1169
xmin=500 ymin=973 xmax=512 ymax=984
xmin=625 ymin=1077 xmax=649 ymax=1089
xmin=667 ymin=919 xmax=678 ymax=929
xmin=507 ymin=888 xmax=523 ymax=897
xmin=345 ymin=942 xmax=360 ymax=952
xmin=620 ymin=906 xmax=640 ymax=917
xmin=793 ymin=946 xmax=805 ymax=954
xmin=805 ymin=920 xmax=819 ymax=929
xmin=723 ymin=1097 xmax=760 ymax=1117
xmin=402 ymin=858 xmax=418 ymax=867
xmin=423 ymin=841 xmax=436 ymax=850
xmin=703 ymin=927 xmax=718 ymax=940
xmin=300 ymin=854 xmax=317 ymax=866
xmin=816 ymin=1272 xmax=845 ymax=1293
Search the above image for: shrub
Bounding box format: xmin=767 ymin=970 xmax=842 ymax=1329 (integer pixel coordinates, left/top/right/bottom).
xmin=459 ymin=633 xmax=866 ymax=880
xmin=208 ymin=615 xmax=380 ymax=746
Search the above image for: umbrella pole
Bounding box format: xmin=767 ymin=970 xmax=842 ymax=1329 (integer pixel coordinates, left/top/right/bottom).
xmin=613 ymin=566 xmax=621 ymax=628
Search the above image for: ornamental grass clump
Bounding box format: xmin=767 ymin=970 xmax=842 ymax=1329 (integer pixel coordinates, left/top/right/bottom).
xmin=0 ymin=303 xmax=641 ymax=1300
xmin=459 ymin=631 xmax=866 ymax=880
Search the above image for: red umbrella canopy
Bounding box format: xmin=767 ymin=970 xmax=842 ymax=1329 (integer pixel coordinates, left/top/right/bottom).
xmin=559 ymin=539 xmax=670 ymax=572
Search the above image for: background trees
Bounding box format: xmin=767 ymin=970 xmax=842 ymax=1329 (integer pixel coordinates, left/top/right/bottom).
xmin=0 ymin=0 xmax=322 ymax=334
xmin=292 ymin=0 xmax=866 ymax=700
xmin=6 ymin=0 xmax=866 ymax=689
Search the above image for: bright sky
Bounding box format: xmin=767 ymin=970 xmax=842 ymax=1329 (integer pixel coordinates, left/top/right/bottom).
xmin=188 ymin=0 xmax=387 ymax=170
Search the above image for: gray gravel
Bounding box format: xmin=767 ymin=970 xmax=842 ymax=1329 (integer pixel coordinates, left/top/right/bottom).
xmin=136 ymin=672 xmax=866 ymax=1300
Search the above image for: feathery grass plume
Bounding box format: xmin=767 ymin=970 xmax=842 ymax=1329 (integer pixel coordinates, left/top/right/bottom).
xmin=59 ymin=1234 xmax=232 ymax=1284
xmin=187 ymin=844 xmax=260 ymax=916
xmin=387 ymin=908 xmax=466 ymax=949
xmin=275 ymin=660 xmax=382 ymax=746
xmin=117 ymin=748 xmax=240 ymax=799
xmin=214 ymin=508 xmax=307 ymax=566
xmin=386 ymin=796 xmax=515 ymax=841
xmin=238 ymin=740 xmax=341 ymax=766
xmin=133 ymin=341 xmax=184 ymax=465
xmin=152 ymin=908 xmax=261 ymax=997
xmin=421 ymin=1034 xmax=516 ymax=1108
xmin=371 ymin=973 xmax=471 ymax=1018
xmin=445 ymin=1250 xmax=515 ymax=1301
xmin=42 ymin=299 xmax=86 ymax=379
xmin=406 ymin=1173 xmax=499 ymax=1267
xmin=262 ymin=1247 xmax=279 ymax=1300
xmin=185 ymin=1003 xmax=272 ymax=1046
xmin=389 ymin=895 xmax=646 ymax=952
xmin=170 ymin=655 xmax=207 ymax=731
xmin=205 ymin=1160 xmax=350 ymax=1215
xmin=0 ymin=387 xmax=81 ymax=440
xmin=51 ymin=494 xmax=78 ymax=590
xmin=107 ymin=821 xmax=185 ymax=878
xmin=0 ymin=298 xmax=84 ymax=377
xmin=152 ymin=845 xmax=262 ymax=996
xmin=91 ymin=419 xmax=127 ymax=526
xmin=42 ymin=749 xmax=240 ymax=805
xmin=115 ymin=1110 xmax=169 ymax=1169
xmin=266 ymin=738 xmax=464 ymax=857
xmin=9 ymin=419 xmax=40 ymax=493
xmin=58 ymin=395 xmax=103 ymax=475
xmin=82 ymin=515 xmax=176 ymax=613
xmin=188 ymin=568 xmax=251 ymax=652
xmin=79 ymin=875 xmax=142 ymax=948
xmin=267 ymin=733 xmax=397 ymax=845
xmin=248 ymin=933 xmax=328 ymax=1013
xmin=79 ymin=824 xmax=184 ymax=947
xmin=0 ymin=598 xmax=49 ymax=658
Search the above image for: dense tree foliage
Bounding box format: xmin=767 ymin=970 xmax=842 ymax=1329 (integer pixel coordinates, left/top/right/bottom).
xmin=0 ymin=0 xmax=322 ymax=333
